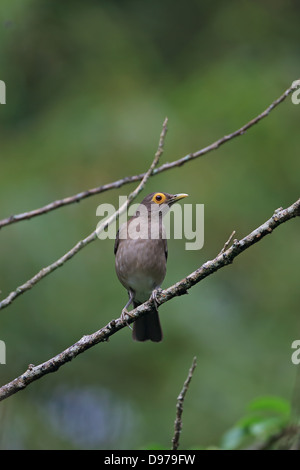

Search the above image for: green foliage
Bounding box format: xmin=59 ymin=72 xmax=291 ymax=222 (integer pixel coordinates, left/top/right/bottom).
xmin=0 ymin=0 xmax=299 ymax=450
xmin=220 ymin=396 xmax=291 ymax=450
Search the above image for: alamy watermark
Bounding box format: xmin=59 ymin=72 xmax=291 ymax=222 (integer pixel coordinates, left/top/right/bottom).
xmin=291 ymin=80 xmax=300 ymax=105
xmin=0 ymin=340 xmax=6 ymax=364
xmin=0 ymin=82 xmax=6 ymax=359
xmin=0 ymin=80 xmax=6 ymax=104
xmin=291 ymin=340 xmax=300 ymax=365
xmin=96 ymin=196 xmax=204 ymax=250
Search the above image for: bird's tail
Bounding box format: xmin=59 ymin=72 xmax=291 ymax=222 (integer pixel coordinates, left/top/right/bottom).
xmin=132 ymin=301 xmax=163 ymax=342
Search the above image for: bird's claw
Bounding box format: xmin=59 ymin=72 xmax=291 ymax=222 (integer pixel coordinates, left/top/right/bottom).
xmin=121 ymin=308 xmax=133 ymax=330
xmin=151 ymin=288 xmax=163 ymax=308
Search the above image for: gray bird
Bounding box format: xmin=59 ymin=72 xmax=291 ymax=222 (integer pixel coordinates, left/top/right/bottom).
xmin=114 ymin=192 xmax=188 ymax=342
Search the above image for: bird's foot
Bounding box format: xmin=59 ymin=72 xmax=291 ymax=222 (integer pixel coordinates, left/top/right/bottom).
xmin=121 ymin=308 xmax=133 ymax=330
xmin=151 ymin=288 xmax=163 ymax=309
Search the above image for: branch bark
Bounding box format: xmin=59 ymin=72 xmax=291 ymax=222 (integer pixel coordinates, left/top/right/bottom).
xmin=0 ymin=198 xmax=299 ymax=402
xmin=0 ymin=80 xmax=298 ymax=230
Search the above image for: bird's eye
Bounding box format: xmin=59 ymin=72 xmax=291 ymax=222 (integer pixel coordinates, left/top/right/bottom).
xmin=152 ymin=192 xmax=166 ymax=204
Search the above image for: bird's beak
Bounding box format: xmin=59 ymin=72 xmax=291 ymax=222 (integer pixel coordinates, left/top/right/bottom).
xmin=168 ymin=193 xmax=189 ymax=206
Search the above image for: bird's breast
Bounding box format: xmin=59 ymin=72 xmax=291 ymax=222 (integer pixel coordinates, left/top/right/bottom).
xmin=115 ymin=237 xmax=167 ymax=302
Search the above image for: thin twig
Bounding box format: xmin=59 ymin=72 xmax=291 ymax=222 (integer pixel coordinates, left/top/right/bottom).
xmin=218 ymin=230 xmax=236 ymax=255
xmin=0 ymin=80 xmax=298 ymax=230
xmin=0 ymin=198 xmax=299 ymax=402
xmin=0 ymin=118 xmax=168 ymax=311
xmin=172 ymin=357 xmax=197 ymax=451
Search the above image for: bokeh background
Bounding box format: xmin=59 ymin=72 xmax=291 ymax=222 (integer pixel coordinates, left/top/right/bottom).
xmin=0 ymin=0 xmax=299 ymax=450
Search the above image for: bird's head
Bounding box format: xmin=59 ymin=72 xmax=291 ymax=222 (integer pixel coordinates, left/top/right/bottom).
xmin=137 ymin=192 xmax=189 ymax=217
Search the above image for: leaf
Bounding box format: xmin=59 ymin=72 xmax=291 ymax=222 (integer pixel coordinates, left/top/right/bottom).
xmin=220 ymin=426 xmax=247 ymax=450
xmin=247 ymin=396 xmax=291 ymax=417
xmin=249 ymin=416 xmax=285 ymax=437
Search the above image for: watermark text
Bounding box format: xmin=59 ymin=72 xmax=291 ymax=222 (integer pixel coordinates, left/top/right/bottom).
xmin=0 ymin=340 xmax=6 ymax=364
xmin=96 ymin=196 xmax=204 ymax=250
xmin=0 ymin=80 xmax=6 ymax=104
xmin=291 ymin=80 xmax=300 ymax=105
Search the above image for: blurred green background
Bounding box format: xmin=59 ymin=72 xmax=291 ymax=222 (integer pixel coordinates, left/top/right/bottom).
xmin=0 ymin=0 xmax=299 ymax=450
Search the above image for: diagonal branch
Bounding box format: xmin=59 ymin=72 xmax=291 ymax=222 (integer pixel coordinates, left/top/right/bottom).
xmin=0 ymin=118 xmax=168 ymax=311
xmin=0 ymin=198 xmax=299 ymax=402
xmin=0 ymin=80 xmax=299 ymax=230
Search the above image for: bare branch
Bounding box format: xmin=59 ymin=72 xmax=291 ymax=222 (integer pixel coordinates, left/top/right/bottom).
xmin=172 ymin=357 xmax=197 ymax=451
xmin=218 ymin=230 xmax=236 ymax=256
xmin=0 ymin=118 xmax=168 ymax=311
xmin=0 ymin=80 xmax=298 ymax=230
xmin=0 ymin=198 xmax=299 ymax=402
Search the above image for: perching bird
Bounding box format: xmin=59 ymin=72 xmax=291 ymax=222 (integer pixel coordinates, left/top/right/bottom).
xmin=114 ymin=192 xmax=188 ymax=342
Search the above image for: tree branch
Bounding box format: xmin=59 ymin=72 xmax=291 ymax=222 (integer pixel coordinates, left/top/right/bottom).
xmin=0 ymin=80 xmax=298 ymax=230
xmin=0 ymin=118 xmax=168 ymax=311
xmin=0 ymin=198 xmax=299 ymax=402
xmin=172 ymin=356 xmax=197 ymax=451
xmin=218 ymin=230 xmax=236 ymax=256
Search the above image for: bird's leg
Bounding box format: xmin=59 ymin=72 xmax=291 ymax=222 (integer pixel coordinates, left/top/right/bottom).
xmin=150 ymin=288 xmax=163 ymax=309
xmin=121 ymin=289 xmax=135 ymax=329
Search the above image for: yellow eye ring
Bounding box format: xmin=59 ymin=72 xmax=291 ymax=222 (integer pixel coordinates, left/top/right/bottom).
xmin=152 ymin=192 xmax=166 ymax=204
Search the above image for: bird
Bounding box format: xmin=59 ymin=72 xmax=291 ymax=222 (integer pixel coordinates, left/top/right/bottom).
xmin=114 ymin=192 xmax=188 ymax=342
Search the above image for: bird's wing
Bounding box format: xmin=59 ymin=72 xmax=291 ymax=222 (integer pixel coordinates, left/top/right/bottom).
xmin=164 ymin=237 xmax=168 ymax=261
xmin=114 ymin=228 xmax=120 ymax=255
